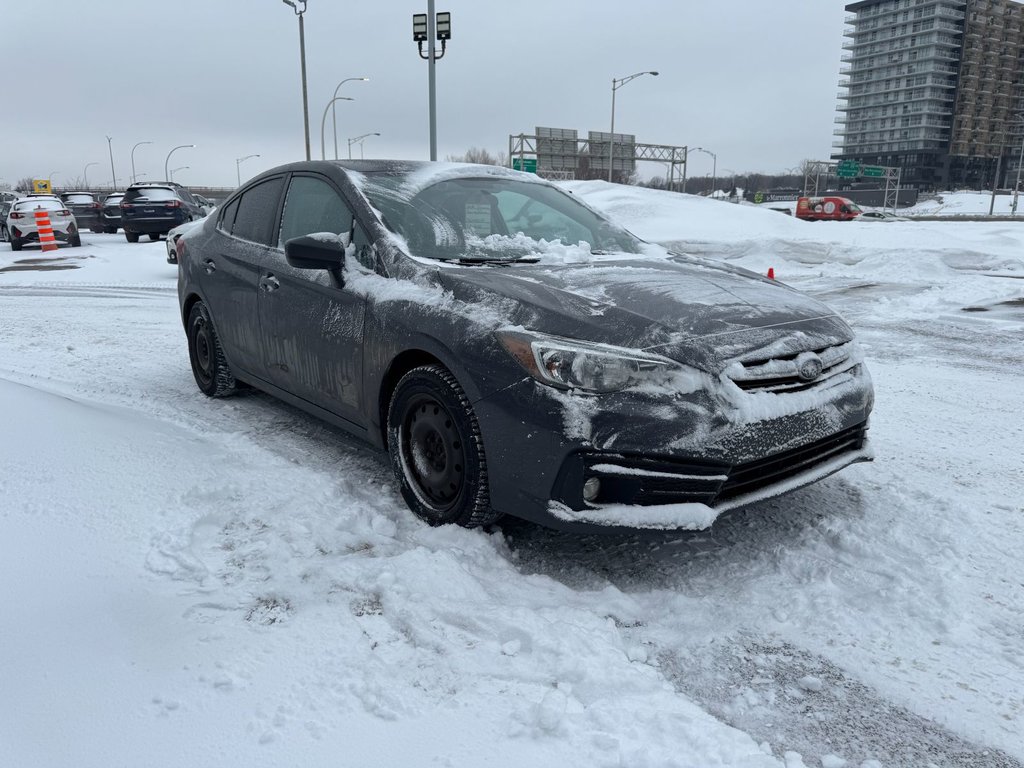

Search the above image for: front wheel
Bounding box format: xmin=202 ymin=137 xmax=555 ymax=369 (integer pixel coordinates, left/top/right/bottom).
xmin=386 ymin=364 xmax=497 ymax=528
xmin=186 ymin=302 xmax=237 ymax=397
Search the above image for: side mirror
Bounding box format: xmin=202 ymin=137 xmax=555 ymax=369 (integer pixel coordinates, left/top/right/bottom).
xmin=285 ymin=233 xmax=347 ymax=270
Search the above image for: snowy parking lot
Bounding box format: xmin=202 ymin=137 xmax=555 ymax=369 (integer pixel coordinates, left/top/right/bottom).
xmin=1 ymin=184 xmax=1022 ymax=768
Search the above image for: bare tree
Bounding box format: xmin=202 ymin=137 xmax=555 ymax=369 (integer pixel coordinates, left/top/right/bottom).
xmin=15 ymin=176 xmax=34 ymax=192
xmin=445 ymin=147 xmax=508 ymax=166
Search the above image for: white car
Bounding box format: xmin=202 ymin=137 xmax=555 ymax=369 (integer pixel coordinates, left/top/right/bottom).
xmin=6 ymin=197 xmax=81 ymax=251
xmin=165 ymin=218 xmax=203 ymax=264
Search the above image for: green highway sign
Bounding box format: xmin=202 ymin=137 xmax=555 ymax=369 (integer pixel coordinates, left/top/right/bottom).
xmin=837 ymin=160 xmax=861 ymax=178
xmin=512 ymin=158 xmax=538 ymax=173
xmin=862 ymin=165 xmax=885 ymax=177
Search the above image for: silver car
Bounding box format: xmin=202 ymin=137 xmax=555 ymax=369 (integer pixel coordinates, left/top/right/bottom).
xmin=6 ymin=197 xmax=81 ymax=251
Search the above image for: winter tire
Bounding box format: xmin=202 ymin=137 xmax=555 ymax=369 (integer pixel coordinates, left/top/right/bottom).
xmin=71 ymin=233 xmax=82 ymax=247
xmin=125 ymin=231 xmax=139 ymax=243
xmin=187 ymin=301 xmax=237 ymax=398
xmin=11 ymin=236 xmax=22 ymax=251
xmin=387 ymin=364 xmax=498 ymax=528
xmin=149 ymin=233 xmax=161 ymax=241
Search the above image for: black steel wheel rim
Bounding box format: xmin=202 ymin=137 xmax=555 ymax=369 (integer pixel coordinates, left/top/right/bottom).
xmin=401 ymin=395 xmax=466 ymax=510
xmin=192 ymin=316 xmax=213 ymax=387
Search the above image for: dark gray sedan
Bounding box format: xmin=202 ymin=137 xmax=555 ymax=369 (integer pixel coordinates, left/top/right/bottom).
xmin=177 ymin=160 xmax=873 ymax=532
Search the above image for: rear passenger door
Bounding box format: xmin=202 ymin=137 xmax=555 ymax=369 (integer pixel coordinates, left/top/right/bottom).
xmin=201 ymin=176 xmax=285 ymax=376
xmin=257 ymin=173 xmax=366 ymax=428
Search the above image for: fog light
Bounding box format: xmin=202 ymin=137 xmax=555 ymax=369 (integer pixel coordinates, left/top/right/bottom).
xmin=582 ymin=476 xmax=601 ymax=503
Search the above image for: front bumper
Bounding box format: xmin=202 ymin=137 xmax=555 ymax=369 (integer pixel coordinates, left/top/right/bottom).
xmin=473 ymin=363 xmax=874 ymax=532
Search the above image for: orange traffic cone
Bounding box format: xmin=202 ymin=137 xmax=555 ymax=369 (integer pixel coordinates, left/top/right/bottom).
xmin=767 ymin=267 xmax=775 ymax=280
xmin=34 ymin=210 xmax=59 ymax=253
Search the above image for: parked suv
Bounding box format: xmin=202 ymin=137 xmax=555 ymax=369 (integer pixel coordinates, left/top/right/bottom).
xmin=100 ymin=193 xmax=124 ymax=233
xmin=60 ymin=192 xmax=103 ymax=232
xmin=120 ymin=182 xmax=205 ymax=242
xmin=6 ymin=197 xmax=81 ymax=250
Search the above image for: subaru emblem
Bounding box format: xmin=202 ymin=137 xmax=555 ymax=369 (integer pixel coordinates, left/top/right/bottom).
xmin=796 ymin=352 xmax=824 ymax=382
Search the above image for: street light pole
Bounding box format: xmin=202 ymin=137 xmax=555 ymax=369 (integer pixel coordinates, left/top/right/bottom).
xmin=320 ymin=97 xmax=354 ymax=160
xmin=608 ymin=71 xmax=658 ymax=183
xmin=331 ymin=77 xmax=369 ymax=160
xmin=413 ymin=7 xmax=451 ymax=161
xmin=106 ymin=136 xmax=117 ymax=190
xmin=347 ymin=132 xmax=381 ymax=160
xmin=691 ymin=147 xmax=717 ymax=196
xmin=236 ymin=154 xmax=261 ymax=186
xmin=131 ymin=141 xmax=152 ymax=185
xmin=165 ymin=144 xmax=195 ymax=181
xmin=1014 ymin=132 xmax=1024 ymax=215
xmin=170 ymin=166 xmax=189 ymax=182
xmin=84 ymin=162 xmax=98 ymax=189
xmin=282 ymin=0 xmax=310 ymax=160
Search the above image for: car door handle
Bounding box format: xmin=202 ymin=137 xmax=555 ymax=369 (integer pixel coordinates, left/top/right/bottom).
xmin=203 ymin=258 xmax=216 ymax=274
xmin=260 ymin=275 xmax=280 ymax=292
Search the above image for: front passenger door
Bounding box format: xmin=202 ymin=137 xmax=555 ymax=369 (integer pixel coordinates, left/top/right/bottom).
xmin=258 ymin=174 xmax=366 ymax=428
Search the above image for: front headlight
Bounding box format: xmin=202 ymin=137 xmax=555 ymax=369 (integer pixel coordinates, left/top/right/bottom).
xmin=497 ymin=329 xmax=678 ymax=393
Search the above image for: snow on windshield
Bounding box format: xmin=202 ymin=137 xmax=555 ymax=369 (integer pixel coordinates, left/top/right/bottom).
xmin=354 ymin=167 xmax=642 ymax=264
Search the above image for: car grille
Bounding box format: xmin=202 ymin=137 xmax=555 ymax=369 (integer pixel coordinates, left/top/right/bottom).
xmin=578 ymin=421 xmax=868 ymax=508
xmin=727 ymin=342 xmax=855 ymax=394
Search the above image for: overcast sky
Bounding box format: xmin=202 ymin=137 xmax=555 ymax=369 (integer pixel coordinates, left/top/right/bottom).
xmin=0 ymin=1 xmax=848 ymax=189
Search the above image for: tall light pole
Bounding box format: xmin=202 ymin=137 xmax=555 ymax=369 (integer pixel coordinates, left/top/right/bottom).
xmin=331 ymin=77 xmax=369 ymax=160
xmin=236 ymin=154 xmax=260 ymax=186
xmin=608 ymin=70 xmax=658 ymax=183
xmin=348 ymin=132 xmax=381 ymax=159
xmin=413 ymin=7 xmax=451 ymax=161
xmin=170 ymin=166 xmax=189 ymax=182
xmin=106 ymin=136 xmax=117 ymax=190
xmin=84 ymin=162 xmax=98 ymax=189
xmin=320 ymin=97 xmax=353 ymax=160
xmin=1014 ymin=130 xmax=1024 ymax=215
xmin=282 ymin=0 xmax=310 ymax=160
xmin=691 ymin=146 xmax=717 ymax=196
xmin=165 ymin=144 xmax=195 ymax=182
xmin=131 ymin=141 xmax=152 ymax=185
xmin=50 ymin=171 xmax=59 ymax=192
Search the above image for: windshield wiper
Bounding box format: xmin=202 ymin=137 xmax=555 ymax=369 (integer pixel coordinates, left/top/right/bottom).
xmin=437 ymin=256 xmax=540 ymax=265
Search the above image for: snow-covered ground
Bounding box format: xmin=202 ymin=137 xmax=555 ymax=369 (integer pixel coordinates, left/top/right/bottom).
xmin=1 ymin=185 xmax=1022 ymax=768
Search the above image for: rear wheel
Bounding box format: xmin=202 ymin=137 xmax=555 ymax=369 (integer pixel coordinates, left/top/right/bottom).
xmin=125 ymin=231 xmax=139 ymax=243
xmin=187 ymin=302 xmax=237 ymax=397
xmin=149 ymin=233 xmax=161 ymax=241
xmin=10 ymin=236 xmax=22 ymax=251
xmin=386 ymin=364 xmax=497 ymax=528
xmin=0 ymin=224 xmax=8 ymax=242
xmin=71 ymin=233 xmax=82 ymax=247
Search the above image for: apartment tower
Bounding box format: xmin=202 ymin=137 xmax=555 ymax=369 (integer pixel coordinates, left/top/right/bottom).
xmin=835 ymin=0 xmax=1024 ymax=189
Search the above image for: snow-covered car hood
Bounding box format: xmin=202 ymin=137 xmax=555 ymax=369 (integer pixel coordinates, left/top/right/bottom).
xmin=437 ymin=254 xmax=854 ymax=373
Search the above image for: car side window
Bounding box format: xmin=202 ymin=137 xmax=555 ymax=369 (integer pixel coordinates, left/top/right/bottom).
xmin=218 ymin=197 xmax=240 ymax=235
xmin=232 ymin=177 xmax=285 ymax=246
xmin=279 ymin=175 xmax=353 ymax=248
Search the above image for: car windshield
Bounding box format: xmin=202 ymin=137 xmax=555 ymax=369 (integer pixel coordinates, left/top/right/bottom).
xmin=848 ymin=202 xmax=863 ymax=213
xmin=359 ymin=173 xmax=642 ymax=262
